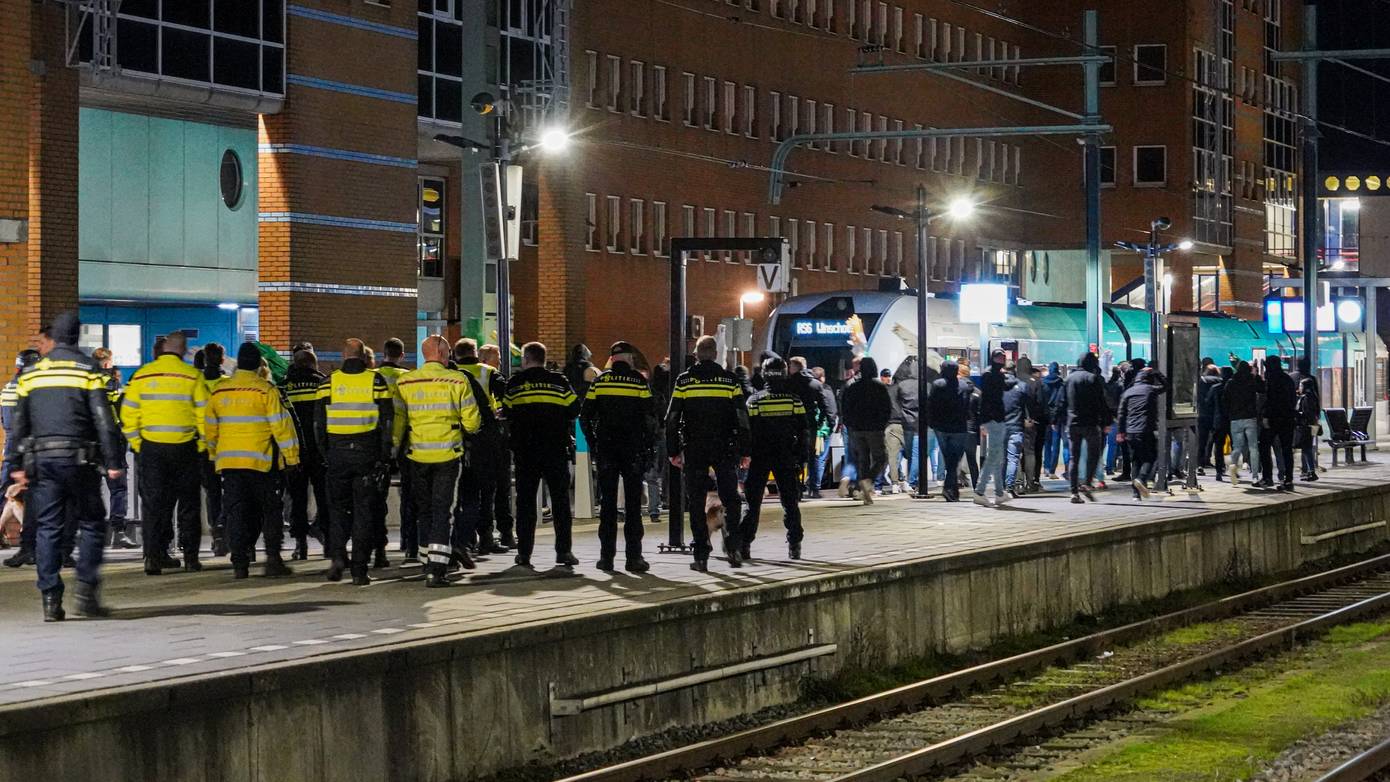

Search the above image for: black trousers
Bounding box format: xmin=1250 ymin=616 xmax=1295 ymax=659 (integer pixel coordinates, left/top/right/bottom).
xmin=409 ymin=458 xmax=459 ymax=570
xmin=492 ymin=443 xmax=514 ymax=537
xmin=32 ymin=461 xmax=107 ymax=595
xmin=681 ymin=447 xmax=742 ymax=561
xmin=741 ymin=457 xmax=802 ymax=546
xmin=396 ymin=461 xmax=420 ymax=554
xmin=1259 ymin=426 xmax=1275 ymax=484
xmin=452 ymin=445 xmax=485 ymax=552
xmin=1030 ymin=420 xmax=1047 ymax=483
xmin=287 ymin=446 xmax=327 ymax=540
xmin=139 ymin=441 xmax=202 ymax=557
xmin=515 ymin=456 xmax=571 ymax=562
xmin=1131 ymin=433 xmax=1159 ymax=485
xmin=964 ymin=433 xmax=980 ymax=488
xmin=1210 ymin=423 xmax=1229 ymax=476
xmin=200 ymin=457 xmax=222 ymax=542
xmin=326 ymin=447 xmax=378 ymax=566
xmin=1067 ymin=425 xmax=1103 ymax=493
xmin=1267 ymin=423 xmax=1295 ymax=484
xmin=1196 ymin=419 xmax=1216 ymax=468
xmin=596 ymin=454 xmax=645 ymax=562
xmin=222 ymin=469 xmax=283 ymax=566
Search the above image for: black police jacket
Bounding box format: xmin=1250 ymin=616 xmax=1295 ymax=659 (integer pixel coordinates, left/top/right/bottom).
xmin=285 ymin=364 xmax=327 ymax=454
xmin=580 ymin=362 xmax=655 ymax=461
xmin=665 ymin=360 xmax=751 ymax=457
xmin=747 ymin=379 xmax=808 ymax=464
xmin=501 ymin=366 xmax=580 ymax=459
xmin=11 ymin=345 xmax=125 ymax=470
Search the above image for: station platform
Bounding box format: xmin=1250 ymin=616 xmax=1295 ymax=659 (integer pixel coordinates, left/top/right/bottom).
xmin=2 ymin=461 xmax=1389 ymax=781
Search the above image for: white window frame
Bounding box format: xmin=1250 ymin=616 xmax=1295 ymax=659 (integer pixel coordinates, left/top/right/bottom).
xmin=913 ymin=13 xmax=924 ymax=58
xmin=787 ymin=218 xmax=801 ymax=267
xmin=723 ymin=210 xmax=737 ymax=262
xmin=682 ymin=72 xmax=696 ymax=126
xmin=823 ymin=222 xmax=835 ymax=271
xmin=702 ymin=207 xmax=716 ymax=261
xmin=823 ymin=103 xmax=835 ymax=152
xmin=702 ymin=76 xmax=717 ymax=130
xmin=914 ymin=123 xmax=926 ymax=169
xmin=877 ymin=229 xmax=888 ymax=276
xmin=629 ymin=60 xmax=646 ymax=116
xmin=1134 ymin=44 xmax=1168 ymax=86
xmin=846 ymin=224 xmax=858 ymax=273
xmin=771 ymin=90 xmax=783 ymax=140
xmin=941 ymin=22 xmax=951 ymax=61
xmin=788 ymin=94 xmax=800 ymax=137
xmin=893 ymin=6 xmax=904 ymax=51
xmin=893 ymin=118 xmax=904 ymax=165
xmin=862 ymin=227 xmax=873 ymax=272
xmin=584 ymin=50 xmax=598 ymax=107
xmin=876 ymin=2 xmax=888 ymax=46
xmin=652 ymin=65 xmax=668 ymax=120
xmin=653 ymin=201 xmax=668 ymax=255
xmin=606 ymin=195 xmax=622 ymax=251
xmin=1133 ymin=144 xmax=1167 ymax=186
xmin=743 ymin=84 xmax=758 ymax=137
xmin=722 ymin=81 xmax=737 ymax=134
xmin=682 ymin=204 xmax=696 ymax=241
xmin=956 ymin=26 xmax=965 ymax=62
xmin=743 ymin=212 xmax=757 ymax=263
xmin=629 ymin=198 xmax=645 ymax=253
xmin=585 ymin=193 xmax=599 ymax=251
xmin=877 ymin=114 xmax=888 ymax=161
xmin=892 ymin=231 xmax=903 ymax=276
xmin=606 ymin=55 xmax=622 ymax=112
xmin=804 ymin=218 xmax=817 ymax=269
xmin=846 ymin=107 xmax=859 ymax=156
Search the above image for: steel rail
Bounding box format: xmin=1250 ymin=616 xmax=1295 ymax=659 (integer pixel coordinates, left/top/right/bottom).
xmin=557 ymin=553 xmax=1390 ymax=782
xmin=1314 ymin=736 xmax=1390 ymax=782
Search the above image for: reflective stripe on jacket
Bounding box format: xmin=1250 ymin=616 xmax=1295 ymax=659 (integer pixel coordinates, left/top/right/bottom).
xmin=396 ymin=362 xmax=483 ymax=463
xmin=205 ymin=369 xmax=300 ymax=472
xmin=318 ymin=368 xmax=391 ymax=435
xmin=122 ymin=354 xmax=208 ymax=452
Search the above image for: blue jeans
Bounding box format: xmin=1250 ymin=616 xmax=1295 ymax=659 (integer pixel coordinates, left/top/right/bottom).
xmin=1043 ymin=425 xmax=1063 ymax=474
xmin=1105 ymin=426 xmax=1120 ymax=472
xmin=976 ymin=421 xmax=1008 ymax=497
xmin=812 ymin=434 xmax=832 ymax=492
xmin=1005 ymin=430 xmax=1026 ymax=490
xmin=840 ymin=428 xmax=857 ymax=482
xmin=1230 ymin=418 xmax=1260 ymax=477
xmin=937 ymin=432 xmax=969 ymax=495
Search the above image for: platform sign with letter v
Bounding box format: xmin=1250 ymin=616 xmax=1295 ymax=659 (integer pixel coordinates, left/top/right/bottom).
xmin=757 ymin=260 xmax=788 ymax=293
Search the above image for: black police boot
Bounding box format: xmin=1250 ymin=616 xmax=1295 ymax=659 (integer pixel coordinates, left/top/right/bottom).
xmin=425 ymin=564 xmax=450 ymax=588
xmin=739 ymin=542 xmax=752 ymax=561
xmin=62 ymin=554 xmax=77 ymax=569
xmin=262 ymin=553 xmax=293 ymax=578
xmin=596 ymin=557 xmax=615 ymax=572
xmin=114 ymin=524 xmax=139 ymax=550
xmin=499 ymin=531 xmax=516 ymax=549
xmin=624 ymin=557 xmax=650 ymax=574
xmin=143 ymin=556 xmax=162 ymax=576
xmin=42 ymin=590 xmax=65 ymax=622
xmin=514 ymin=554 xmax=532 ymax=569
xmin=232 ymin=563 xmax=250 ymax=580
xmin=75 ymin=581 xmax=110 ymax=618
xmin=451 ymin=549 xmax=476 ymax=571
xmin=325 ymin=557 xmax=345 ymax=582
xmin=788 ymin=542 xmax=802 ymax=560
xmin=3 ymin=548 xmax=33 ymax=567
xmin=689 ymin=558 xmax=708 ymax=573
xmin=351 ymin=564 xmax=372 ymax=587
xmin=183 ymin=554 xmax=202 ymax=572
xmin=402 ymin=546 xmax=419 ymax=563
xmin=476 ymin=536 xmax=505 ymax=556
xmin=291 ymin=536 xmax=308 ymax=561
xmin=159 ymin=549 xmax=180 ymax=570
xmin=556 ymin=551 xmax=579 ymax=568
xmin=211 ymin=535 xmax=229 ymax=558
xmin=373 ymin=547 xmax=389 ymax=569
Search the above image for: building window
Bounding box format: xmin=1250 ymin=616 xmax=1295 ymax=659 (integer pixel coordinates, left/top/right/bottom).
xmin=586 ymin=193 xmax=599 ymax=251
xmin=846 ymin=107 xmax=859 ymax=156
xmin=877 ymin=229 xmax=888 ymax=276
xmin=893 ymin=119 xmax=904 ymax=164
xmin=914 ymin=14 xmax=925 ymax=58
xmin=1194 ymin=272 xmax=1220 ymax=311
xmin=788 ymin=218 xmax=801 ymax=267
xmin=703 ymin=76 xmax=718 ymax=129
xmin=1097 ymin=146 xmax=1116 ymax=186
xmin=220 ymin=150 xmax=244 ymax=209
xmin=723 ymin=210 xmax=738 ymax=261
xmin=653 ymin=201 xmax=668 ymax=255
xmin=585 ymin=50 xmax=598 ymax=107
xmin=1098 ymin=45 xmax=1117 ymax=85
xmin=629 ymin=199 xmax=645 ymax=253
xmin=941 ymin=22 xmax=951 ymax=60
xmin=893 ymin=6 xmax=904 ymax=51
xmin=788 ymin=95 xmax=800 ymax=136
xmin=804 ymin=219 xmax=817 ymax=268
xmin=846 ymin=225 xmax=857 ymax=273
xmin=892 ymin=231 xmax=904 ymax=276
xmin=644 ymin=66 xmax=665 ymax=121
xmin=771 ymin=91 xmax=783 ymax=139
xmin=606 ymin=55 xmax=622 ymax=111
xmin=805 ymin=99 xmax=817 ymax=148
xmin=743 ymin=85 xmax=758 ymax=136
xmin=823 ymin=222 xmax=835 ymax=271
xmin=606 ymin=196 xmax=622 ymax=251
xmin=682 ymin=72 xmax=696 ymax=126
xmin=723 ymin=81 xmax=737 ymax=134
xmin=630 ymin=61 xmax=646 ymax=115
xmin=703 ymin=207 xmax=717 ymax=257
xmin=682 ymin=204 xmax=696 ymax=239
xmin=876 ymin=114 xmax=888 ymax=161
xmin=1134 ymin=145 xmax=1167 ymax=186
xmin=521 ymin=183 xmax=539 ymax=246
xmin=418 ymin=178 xmax=445 ymax=278
xmin=1134 ymin=44 xmax=1167 ymax=85
xmin=743 ymin=212 xmax=757 ymax=263
xmin=1323 ymin=198 xmax=1361 ymax=270
xmin=823 ymin=103 xmax=835 ymax=152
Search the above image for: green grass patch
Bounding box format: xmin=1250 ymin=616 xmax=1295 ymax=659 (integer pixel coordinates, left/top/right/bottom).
xmin=1052 ymin=620 xmax=1390 ymax=781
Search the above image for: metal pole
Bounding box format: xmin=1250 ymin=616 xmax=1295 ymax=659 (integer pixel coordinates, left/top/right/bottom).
xmin=1342 ymin=331 xmax=1350 ymax=413
xmin=1366 ymin=286 xmax=1378 ymax=438
xmin=914 ymin=185 xmax=931 ymax=498
xmin=1300 ymin=4 xmax=1320 ymax=380
xmin=1145 ymin=235 xmax=1170 ymax=493
xmin=494 ymin=114 xmax=514 ymax=379
xmin=666 ymin=244 xmax=688 ymax=550
xmin=1083 ymin=9 xmax=1104 ymax=351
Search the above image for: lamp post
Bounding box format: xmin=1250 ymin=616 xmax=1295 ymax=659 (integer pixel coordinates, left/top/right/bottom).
xmin=870 ymin=189 xmax=974 ymax=499
xmin=739 ymin=290 xmax=764 ymax=320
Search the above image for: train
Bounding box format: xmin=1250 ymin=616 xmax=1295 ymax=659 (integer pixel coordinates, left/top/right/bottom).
xmin=760 ymin=290 xmax=1379 ymax=407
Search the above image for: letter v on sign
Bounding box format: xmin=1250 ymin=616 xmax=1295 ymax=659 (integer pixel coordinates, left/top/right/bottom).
xmin=757 ymin=262 xmax=787 ymax=293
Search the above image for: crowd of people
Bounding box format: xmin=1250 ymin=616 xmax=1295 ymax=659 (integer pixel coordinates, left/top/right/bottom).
xmin=0 ymin=311 xmax=1328 ymax=621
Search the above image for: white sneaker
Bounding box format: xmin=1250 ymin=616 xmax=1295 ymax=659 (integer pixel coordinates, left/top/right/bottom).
xmin=973 ymin=493 xmax=991 ymax=507
xmin=1230 ymin=465 xmax=1241 ymax=486
xmin=898 ymin=482 xmax=913 ymax=494
xmin=993 ymin=494 xmax=1010 ymax=507
xmin=838 ymin=477 xmax=851 ymax=498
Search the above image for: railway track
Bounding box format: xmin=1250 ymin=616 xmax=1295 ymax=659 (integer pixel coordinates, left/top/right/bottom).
xmin=557 ymin=553 xmax=1390 ymax=782
xmin=1315 ymin=737 xmax=1390 ymax=782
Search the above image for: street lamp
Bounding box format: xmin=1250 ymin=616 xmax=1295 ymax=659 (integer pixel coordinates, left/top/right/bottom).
xmin=869 ymin=188 xmax=976 ymax=499
xmin=537 ymin=126 xmax=571 ymax=153
xmin=739 ymin=290 xmax=764 ymax=319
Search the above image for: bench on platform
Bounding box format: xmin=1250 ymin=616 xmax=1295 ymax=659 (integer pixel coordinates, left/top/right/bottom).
xmin=1323 ymin=407 xmax=1372 ymax=466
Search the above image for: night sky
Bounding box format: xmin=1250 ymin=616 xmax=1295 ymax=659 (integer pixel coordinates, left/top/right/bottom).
xmin=1318 ymin=0 xmax=1390 ymax=170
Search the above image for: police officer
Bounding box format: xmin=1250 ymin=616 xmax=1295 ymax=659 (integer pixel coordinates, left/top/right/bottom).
xmin=2 ymin=349 xmax=41 ymax=568
xmin=395 ymin=335 xmax=483 ymax=587
xmin=742 ymin=356 xmax=808 ymax=561
xmin=501 ymin=342 xmax=581 ymax=570
xmin=205 ymin=343 xmax=300 ymax=579
xmin=196 ymin=342 xmax=229 ymax=555
xmin=10 ymin=313 xmax=126 ymax=621
xmin=479 ymin=342 xmax=516 ymax=549
xmin=123 ymin=330 xmax=208 ymax=575
xmin=375 ymin=337 xmax=414 ymax=563
xmin=284 ymin=347 xmax=328 ymax=560
xmin=666 ymin=335 xmax=750 ymax=572
xmin=315 ymin=339 xmax=394 ymax=585
xmin=454 ymin=338 xmax=508 ymax=555
xmin=92 ymin=347 xmax=137 ymax=549
xmin=579 ymin=341 xmax=655 ymax=573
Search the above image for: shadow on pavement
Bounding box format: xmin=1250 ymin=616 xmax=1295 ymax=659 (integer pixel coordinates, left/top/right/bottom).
xmin=110 ymin=600 xmax=354 ymax=620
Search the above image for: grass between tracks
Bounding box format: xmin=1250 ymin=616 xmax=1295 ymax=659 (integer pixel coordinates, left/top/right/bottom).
xmin=1049 ymin=620 xmax=1390 ymax=781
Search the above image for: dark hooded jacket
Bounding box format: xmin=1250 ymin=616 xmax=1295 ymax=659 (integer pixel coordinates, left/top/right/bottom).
xmin=1263 ymin=358 xmax=1297 ymax=425
xmin=926 ymin=360 xmax=974 ymax=433
xmin=840 ymin=357 xmax=892 ymax=431
xmin=1002 ymin=374 xmax=1034 ymax=434
xmin=1117 ymin=368 xmax=1168 ymax=436
xmin=888 ymin=357 xmax=921 ymax=430
xmin=1064 ymin=353 xmax=1112 ymax=428
xmin=1222 ymin=361 xmax=1264 ymax=421
xmin=1041 ymin=362 xmax=1066 ymax=424
xmin=977 ymin=359 xmax=1008 ymax=424
xmin=1197 ymin=370 xmax=1224 ymax=424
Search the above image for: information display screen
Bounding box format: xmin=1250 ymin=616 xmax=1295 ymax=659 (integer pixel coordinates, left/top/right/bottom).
xmin=1167 ymin=322 xmax=1200 ymax=418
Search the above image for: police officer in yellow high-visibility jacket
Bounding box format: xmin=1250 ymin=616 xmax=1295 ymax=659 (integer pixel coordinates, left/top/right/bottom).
xmin=453 ymin=337 xmax=509 ymax=555
xmin=314 ymin=339 xmax=394 ymax=586
xmin=395 ymin=335 xmax=483 ymax=587
xmin=205 ymin=342 xmax=301 ymax=580
xmin=195 ymin=342 xmax=229 ymax=556
xmin=122 ymin=330 xmax=208 ymax=575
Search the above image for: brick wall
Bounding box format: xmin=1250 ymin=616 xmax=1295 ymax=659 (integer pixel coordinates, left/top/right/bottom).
xmin=0 ymin=0 xmax=33 ymax=385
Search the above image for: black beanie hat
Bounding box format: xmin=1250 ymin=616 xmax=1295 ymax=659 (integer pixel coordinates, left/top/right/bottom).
xmin=236 ymin=342 xmax=262 ymax=371
xmin=50 ymin=312 xmax=81 ymax=346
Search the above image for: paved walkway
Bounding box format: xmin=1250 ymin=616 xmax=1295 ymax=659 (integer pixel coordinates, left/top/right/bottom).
xmin=1 ymin=460 xmax=1385 ymax=708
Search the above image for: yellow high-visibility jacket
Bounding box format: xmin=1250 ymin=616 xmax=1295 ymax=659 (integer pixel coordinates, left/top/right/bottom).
xmin=395 ymin=361 xmax=483 ymax=463
xmin=122 ymin=354 xmax=208 ymax=452
xmin=205 ymin=369 xmax=301 ymax=472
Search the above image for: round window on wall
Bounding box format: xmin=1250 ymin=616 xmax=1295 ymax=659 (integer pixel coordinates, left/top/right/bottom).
xmin=220 ymin=149 xmax=244 ymax=209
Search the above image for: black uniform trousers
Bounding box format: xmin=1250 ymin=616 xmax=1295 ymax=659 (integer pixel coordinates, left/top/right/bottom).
xmin=741 ymin=457 xmax=802 ymax=547
xmin=1267 ymin=422 xmax=1295 ymax=484
xmin=32 ymin=460 xmax=106 ymax=595
xmin=465 ymin=428 xmax=506 ymax=545
xmin=492 ymin=441 xmax=514 ymax=538
xmin=326 ymin=446 xmax=378 ymax=566
xmin=1067 ymin=425 xmax=1103 ymax=494
xmin=221 ymin=468 xmax=283 ymax=567
xmin=681 ymin=446 xmax=742 ymax=561
xmin=515 ymin=454 xmax=571 ymax=562
xmin=396 ymin=461 xmax=421 ymax=554
xmin=287 ymin=445 xmax=328 ymax=540
xmin=596 ymin=453 xmax=645 ymax=562
xmin=451 ymin=444 xmax=485 ymax=553
xmin=138 ymin=441 xmax=202 ymax=557
xmin=409 ymin=458 xmax=460 ymax=570
xmin=200 ymin=457 xmax=223 ymax=543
